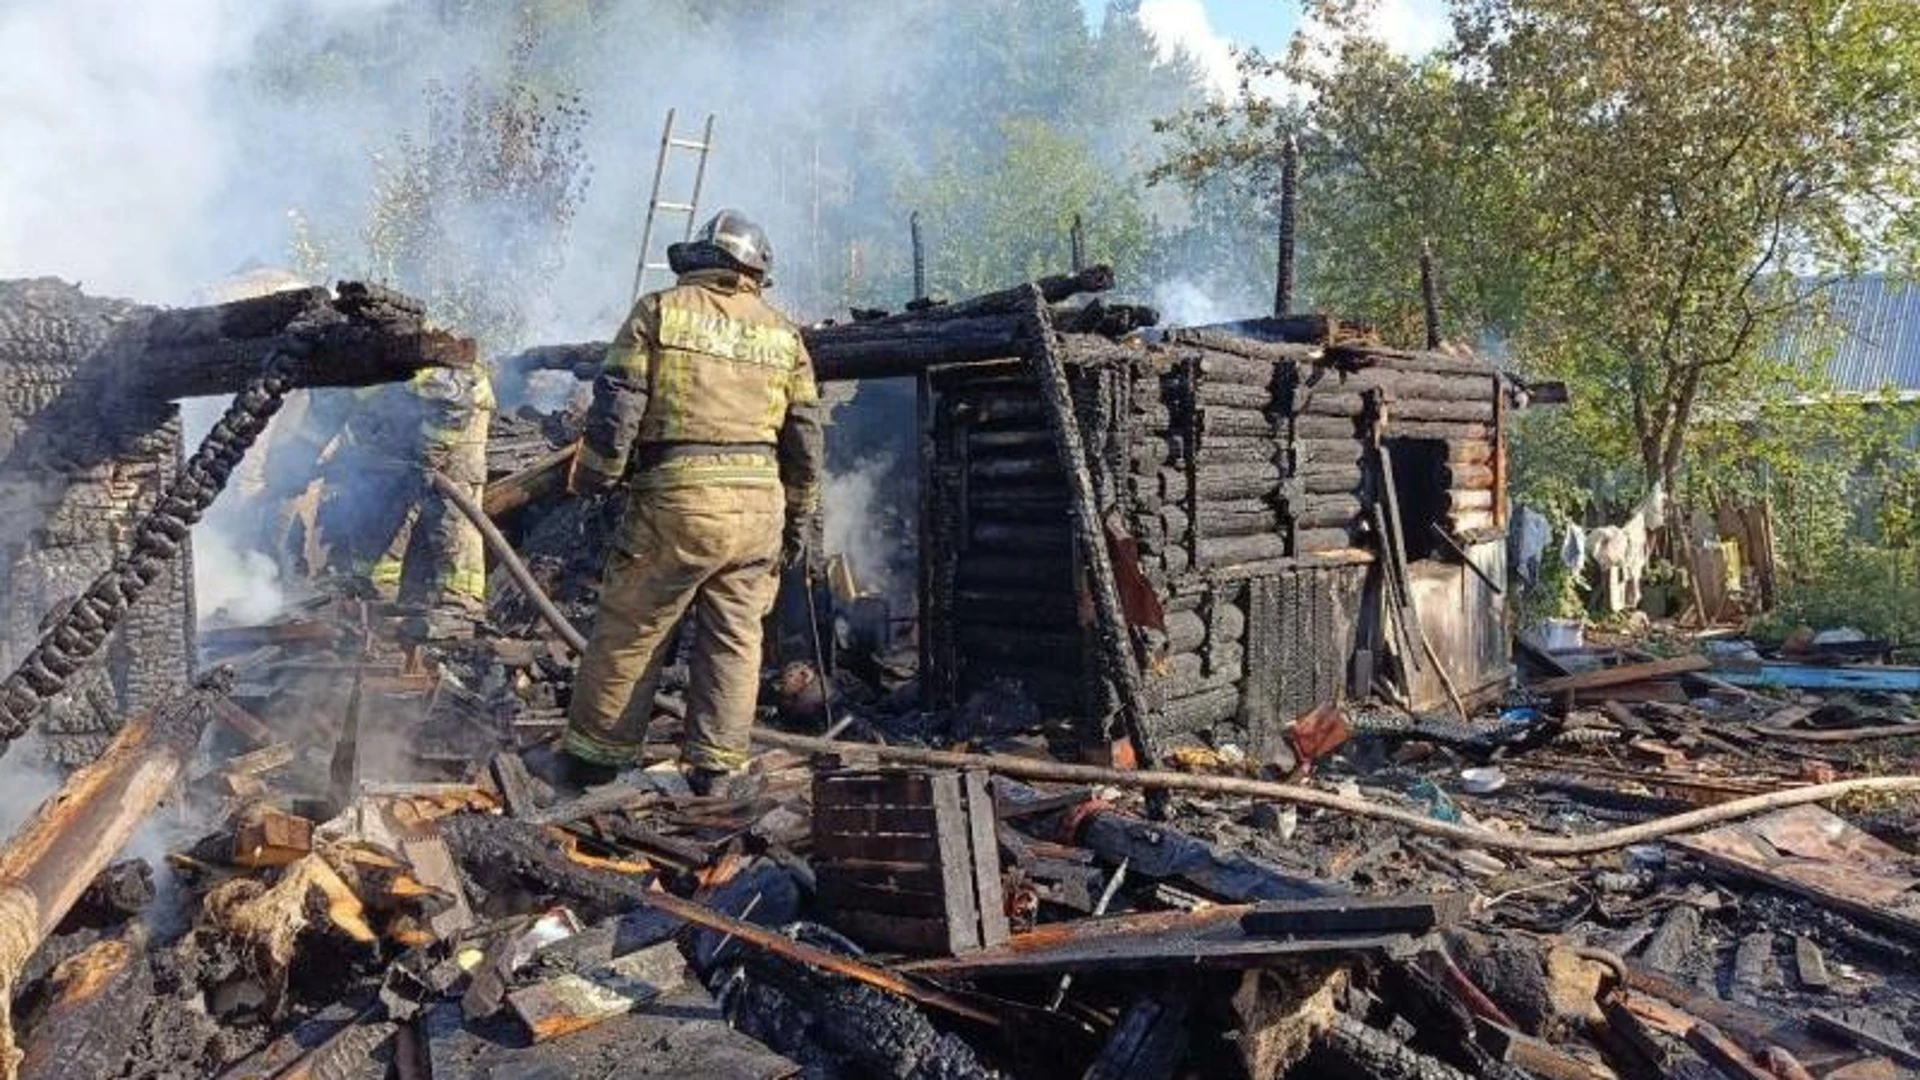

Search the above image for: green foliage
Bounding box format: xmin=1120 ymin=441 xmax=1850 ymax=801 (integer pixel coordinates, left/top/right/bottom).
xmin=276 ymin=11 xmax=592 ymax=356
xmin=1156 ymin=0 xmax=1920 ymax=499
xmin=905 ymin=118 xmax=1153 ymax=297
xmin=1763 ymin=546 xmax=1920 ymax=645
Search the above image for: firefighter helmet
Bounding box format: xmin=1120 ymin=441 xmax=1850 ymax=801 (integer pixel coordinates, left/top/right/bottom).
xmin=670 ymin=208 xmax=772 ymax=278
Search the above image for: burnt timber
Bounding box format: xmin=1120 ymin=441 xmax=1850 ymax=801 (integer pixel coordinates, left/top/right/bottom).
xmin=504 ymin=269 xmax=1513 ymax=760
xmin=0 ymin=278 xmax=467 ymax=761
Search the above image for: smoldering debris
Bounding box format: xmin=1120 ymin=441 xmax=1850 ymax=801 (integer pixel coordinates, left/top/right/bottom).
xmin=0 ymin=273 xmax=1912 ymax=1080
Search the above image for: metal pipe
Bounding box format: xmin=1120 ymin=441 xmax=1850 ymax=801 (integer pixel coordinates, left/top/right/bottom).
xmin=747 ymin=729 xmax=1920 ymax=858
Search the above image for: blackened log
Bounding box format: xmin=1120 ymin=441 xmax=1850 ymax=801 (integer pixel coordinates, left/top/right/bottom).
xmin=1069 ymin=805 xmax=1335 ymax=901
xmin=1300 ymin=394 xmax=1494 ymax=424
xmin=1195 ymin=467 xmax=1280 ymax=500
xmin=1327 ymin=344 xmax=1498 ymax=378
xmin=801 ymin=321 xmax=1027 ymax=378
xmin=114 ymin=283 xmax=471 ymax=402
xmin=966 ymin=429 xmax=1053 ymax=455
xmin=1085 ymin=994 xmax=1190 ymax=1080
xmin=1167 ymin=611 xmax=1207 ymax=653
xmin=957 ymin=556 xmax=1072 ymax=589
xmin=970 ymin=521 xmax=1070 ymax=550
xmin=1301 ymin=466 xmax=1365 ymax=494
xmin=1293 ymin=496 xmax=1365 ymax=529
xmin=1198 ymin=407 xmax=1278 ymax=436
xmin=55 ymin=859 xmax=153 ymax=932
xmin=955 ymin=395 xmax=1046 ymax=428
xmin=1132 ymin=439 xmax=1172 ymax=470
xmin=1196 ymin=352 xmax=1286 ymax=386
xmin=971 ymin=490 xmax=1074 ymax=522
xmin=1165 ymin=645 xmax=1246 ymax=686
xmin=1161 ymin=687 xmax=1243 ymax=730
xmin=1310 ymin=1014 xmax=1477 ymax=1080
xmin=1156 ymin=670 xmax=1244 ymax=704
xmin=1387 ymin=421 xmax=1494 ymax=442
xmin=1169 ymin=329 xmax=1324 ymax=367
xmin=1296 ymin=415 xmax=1364 ymax=440
xmin=1295 ymin=368 xmax=1495 ymax=402
xmin=953 ymin=592 xmax=1079 ymax=628
xmin=1197 ymin=383 xmax=1274 ymax=410
xmin=1197 ymin=509 xmax=1279 ymax=537
xmin=1195 ymin=440 xmax=1277 ymax=466
xmin=1295 ymin=528 xmax=1361 ymax=555
xmin=1294 ymin=439 xmax=1367 ymax=466
xmin=968 ymin=456 xmax=1059 ymax=482
xmin=15 ymin=929 xmax=150 ymax=1080
xmin=1446 ymin=441 xmax=1494 ymax=465
xmin=956 ymin=626 xmax=1084 ymax=662
xmin=1200 ymin=535 xmax=1289 ymax=566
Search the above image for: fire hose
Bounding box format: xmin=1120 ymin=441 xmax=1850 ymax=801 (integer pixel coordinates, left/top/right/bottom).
xmin=0 ymin=359 xmax=295 ymax=745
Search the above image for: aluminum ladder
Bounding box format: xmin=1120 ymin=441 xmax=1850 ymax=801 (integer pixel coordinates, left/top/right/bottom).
xmin=629 ymin=109 xmax=716 ymax=303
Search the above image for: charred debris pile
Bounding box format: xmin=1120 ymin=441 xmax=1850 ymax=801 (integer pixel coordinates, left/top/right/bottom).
xmin=0 ymin=273 xmax=1916 ymax=1080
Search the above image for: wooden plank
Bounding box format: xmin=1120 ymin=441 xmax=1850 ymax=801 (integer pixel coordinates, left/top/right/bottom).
xmin=813 ymin=804 xmax=940 ymax=837
xmin=831 ymin=909 xmax=959 ymax=956
xmin=815 ymin=875 xmax=951 ymax=918
xmin=506 ymin=941 xmax=687 ymax=1043
xmin=816 ymin=771 xmax=933 ymax=804
xmin=816 ymin=859 xmax=944 ymax=893
xmin=963 ymin=771 xmax=1011 ymax=948
xmin=813 ymin=830 xmax=944 ymax=863
xmin=1238 ymin=893 xmax=1468 ymax=937
xmin=489 ymin=751 xmax=538 ymax=819
xmin=1572 ymin=681 xmax=1691 ymax=705
xmin=930 ymin=772 xmax=981 ymax=954
xmin=1807 ymin=1011 xmax=1920 ymax=1069
xmin=1531 ymin=655 xmax=1710 ymax=694
xmin=399 ymin=835 xmax=475 ymax=941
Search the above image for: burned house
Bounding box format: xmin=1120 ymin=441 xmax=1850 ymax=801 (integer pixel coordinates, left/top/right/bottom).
xmin=511 ymin=267 xmax=1515 ymax=761
xmin=0 ymin=278 xmax=463 ymax=761
xmin=921 ymin=313 xmax=1514 ymax=757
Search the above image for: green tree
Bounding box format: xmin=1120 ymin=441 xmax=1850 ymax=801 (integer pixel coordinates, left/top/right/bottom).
xmin=1159 ymin=0 xmax=1920 ymax=496
xmin=906 ymin=117 xmax=1153 ymax=296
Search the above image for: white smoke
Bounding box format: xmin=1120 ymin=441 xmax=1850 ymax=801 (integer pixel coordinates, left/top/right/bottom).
xmin=1138 ymin=0 xmax=1242 ymax=100
xmin=1153 ymin=277 xmax=1241 ymax=327
xmin=823 ymin=456 xmax=897 ymax=599
xmin=192 ymin=523 xmax=289 ymax=627
xmin=0 ymin=0 xmax=277 ymax=302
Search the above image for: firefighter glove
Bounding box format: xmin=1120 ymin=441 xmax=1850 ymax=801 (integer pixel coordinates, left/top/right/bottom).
xmin=782 ymin=513 xmax=811 ymax=571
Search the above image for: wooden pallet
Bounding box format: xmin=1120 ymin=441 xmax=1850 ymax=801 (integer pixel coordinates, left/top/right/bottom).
xmin=812 ymin=765 xmax=1009 ymax=956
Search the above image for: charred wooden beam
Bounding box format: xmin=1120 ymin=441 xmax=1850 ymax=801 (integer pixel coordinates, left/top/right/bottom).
xmin=15 ymin=928 xmax=150 ymax=1080
xmin=1024 ymin=289 xmax=1158 ymax=767
xmin=507 ymin=266 xmax=1117 ymax=384
xmin=0 ymin=672 xmax=230 ymax=1073
xmin=110 ymin=282 xmax=470 ymax=403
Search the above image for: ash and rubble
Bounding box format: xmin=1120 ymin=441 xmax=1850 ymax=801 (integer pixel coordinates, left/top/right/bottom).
xmin=0 ymin=274 xmax=1916 ymax=1080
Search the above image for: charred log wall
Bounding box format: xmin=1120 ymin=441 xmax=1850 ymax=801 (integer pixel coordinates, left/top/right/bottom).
xmin=924 ymin=324 xmax=1510 ymax=755
xmin=0 ymin=280 xmax=188 ymax=763
xmin=0 ymin=278 xmax=459 ymax=763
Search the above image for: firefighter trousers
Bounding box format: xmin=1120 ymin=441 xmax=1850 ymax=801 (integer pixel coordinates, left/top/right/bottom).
xmin=564 ymin=484 xmax=783 ymax=771
xmin=335 ymin=473 xmax=486 ymax=613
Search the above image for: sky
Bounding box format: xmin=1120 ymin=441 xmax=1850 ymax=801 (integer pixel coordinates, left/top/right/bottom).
xmin=1093 ymin=0 xmax=1452 ymax=96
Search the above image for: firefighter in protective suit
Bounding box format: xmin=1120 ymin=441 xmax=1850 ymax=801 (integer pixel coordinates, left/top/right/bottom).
xmin=326 ymin=349 xmax=495 ymax=627
xmin=562 ymin=209 xmax=823 ymax=792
